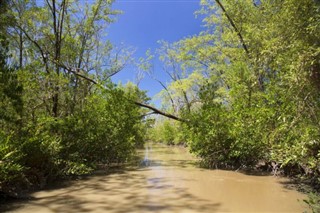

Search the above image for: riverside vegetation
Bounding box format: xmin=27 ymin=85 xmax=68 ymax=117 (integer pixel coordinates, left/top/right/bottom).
xmin=0 ymin=0 xmax=151 ymax=198
xmin=1 ymin=0 xmax=320 ymax=212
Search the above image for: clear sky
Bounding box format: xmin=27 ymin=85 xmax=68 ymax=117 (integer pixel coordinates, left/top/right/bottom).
xmin=108 ymin=0 xmax=204 ymax=105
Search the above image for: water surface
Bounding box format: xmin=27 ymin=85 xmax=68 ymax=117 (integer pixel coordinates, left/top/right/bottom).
xmin=2 ymin=143 xmax=308 ymax=212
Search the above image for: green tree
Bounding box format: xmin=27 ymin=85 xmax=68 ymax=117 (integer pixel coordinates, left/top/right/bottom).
xmin=0 ymin=0 xmax=155 ymax=197
xmin=156 ymin=0 xmax=320 ymax=173
xmin=0 ymin=0 xmax=26 ymax=196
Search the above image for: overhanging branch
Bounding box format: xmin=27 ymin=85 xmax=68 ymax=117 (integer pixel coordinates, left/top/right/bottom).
xmin=133 ymin=102 xmax=183 ymax=122
xmin=56 ymin=62 xmax=184 ymax=122
xmin=58 ymin=62 xmax=98 ymax=84
xmin=215 ymin=0 xmax=249 ymax=55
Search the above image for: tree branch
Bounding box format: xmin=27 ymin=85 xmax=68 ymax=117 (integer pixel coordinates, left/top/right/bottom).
xmin=17 ymin=26 xmax=49 ymax=73
xmin=214 ymin=0 xmax=249 ymax=55
xmin=139 ymin=112 xmax=156 ymax=119
xmin=55 ymin=61 xmax=184 ymax=122
xmin=57 ymin=62 xmax=98 ymax=84
xmin=146 ymin=67 xmax=176 ymax=112
xmin=133 ymin=102 xmax=183 ymax=122
xmin=155 ymin=79 xmax=176 ymax=112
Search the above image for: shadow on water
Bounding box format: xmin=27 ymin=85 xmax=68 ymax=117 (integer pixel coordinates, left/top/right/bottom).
xmin=0 ymin=167 xmax=221 ymax=213
xmin=0 ymin=142 xmax=308 ymax=213
xmin=238 ymin=169 xmax=273 ymax=177
xmin=0 ymin=143 xmax=221 ymax=213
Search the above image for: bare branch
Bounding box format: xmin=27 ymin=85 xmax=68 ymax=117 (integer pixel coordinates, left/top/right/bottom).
xmin=139 ymin=112 xmax=156 ymax=119
xmin=55 ymin=61 xmax=184 ymax=122
xmin=45 ymin=0 xmax=54 ymax=13
xmin=57 ymin=62 xmax=98 ymax=84
xmin=134 ymin=102 xmax=184 ymax=122
xmin=105 ymin=67 xmax=124 ymax=79
xmin=214 ymin=0 xmax=249 ymax=55
xmin=143 ymin=62 xmax=176 ymax=111
xmin=155 ymin=79 xmax=176 ymax=111
xmin=59 ymin=0 xmax=66 ymax=45
xmin=17 ymin=25 xmax=49 ymax=72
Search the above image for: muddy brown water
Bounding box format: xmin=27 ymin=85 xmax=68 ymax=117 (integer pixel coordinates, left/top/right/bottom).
xmin=1 ymin=143 xmax=309 ymax=213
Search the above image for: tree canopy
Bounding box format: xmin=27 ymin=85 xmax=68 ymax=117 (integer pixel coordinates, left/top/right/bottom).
xmin=150 ymin=0 xmax=320 ymax=194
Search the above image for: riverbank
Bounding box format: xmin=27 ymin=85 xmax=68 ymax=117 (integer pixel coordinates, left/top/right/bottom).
xmin=1 ymin=142 xmax=310 ymax=213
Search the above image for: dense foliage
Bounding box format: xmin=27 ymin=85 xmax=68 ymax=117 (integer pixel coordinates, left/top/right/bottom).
xmin=148 ymin=119 xmax=186 ymax=145
xmin=150 ymin=1 xmax=320 ymax=208
xmin=0 ymin=0 xmax=149 ymax=197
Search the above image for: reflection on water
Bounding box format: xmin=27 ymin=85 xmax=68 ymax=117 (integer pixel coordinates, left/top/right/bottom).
xmin=1 ymin=142 xmax=309 ymax=213
xmin=141 ymin=144 xmax=151 ymax=167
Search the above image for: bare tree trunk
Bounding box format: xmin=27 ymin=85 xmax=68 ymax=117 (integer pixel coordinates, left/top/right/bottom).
xmin=19 ymin=30 xmax=23 ymax=68
xmin=49 ymin=0 xmax=67 ymax=117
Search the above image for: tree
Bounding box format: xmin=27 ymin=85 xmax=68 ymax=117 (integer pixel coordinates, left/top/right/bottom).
xmin=0 ymin=0 xmax=160 ymax=196
xmin=155 ymin=0 xmax=320 ymax=173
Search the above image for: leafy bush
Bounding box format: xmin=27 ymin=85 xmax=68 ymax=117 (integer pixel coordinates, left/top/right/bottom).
xmin=304 ymin=192 xmax=320 ymax=213
xmin=0 ymin=80 xmax=149 ymax=195
xmin=0 ymin=132 xmax=26 ymax=195
xmin=148 ymin=119 xmax=185 ymax=145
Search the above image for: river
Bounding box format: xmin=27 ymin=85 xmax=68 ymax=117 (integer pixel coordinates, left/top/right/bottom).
xmin=1 ymin=142 xmax=309 ymax=212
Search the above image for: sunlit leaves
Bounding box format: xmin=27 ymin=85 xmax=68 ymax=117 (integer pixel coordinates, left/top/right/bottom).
xmin=0 ymin=0 xmax=148 ymax=196
xmin=154 ymin=0 xmax=320 ymax=181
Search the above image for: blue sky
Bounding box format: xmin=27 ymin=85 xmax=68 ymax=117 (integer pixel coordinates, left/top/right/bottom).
xmin=108 ymin=0 xmax=204 ymax=105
